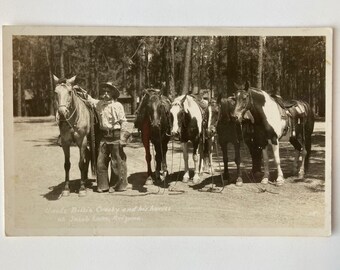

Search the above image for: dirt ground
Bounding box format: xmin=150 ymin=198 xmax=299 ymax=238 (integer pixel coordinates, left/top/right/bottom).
xmin=7 ymin=117 xmax=327 ymax=235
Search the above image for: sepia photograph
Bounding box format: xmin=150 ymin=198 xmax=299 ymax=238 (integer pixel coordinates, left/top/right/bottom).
xmin=3 ymin=27 xmax=332 ymax=236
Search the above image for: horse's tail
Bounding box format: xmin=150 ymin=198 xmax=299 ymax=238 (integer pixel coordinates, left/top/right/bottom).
xmin=299 ymin=100 xmax=315 ymax=172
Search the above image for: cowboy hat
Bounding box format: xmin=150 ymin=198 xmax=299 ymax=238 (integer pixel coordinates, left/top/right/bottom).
xmin=100 ymin=82 xmax=120 ymax=99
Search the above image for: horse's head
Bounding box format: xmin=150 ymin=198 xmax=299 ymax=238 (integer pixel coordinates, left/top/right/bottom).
xmin=54 ymin=75 xmax=76 ymax=118
xmin=145 ymin=89 xmax=164 ymax=128
xmin=233 ymin=81 xmax=251 ymax=123
xmin=170 ymin=94 xmax=188 ymax=137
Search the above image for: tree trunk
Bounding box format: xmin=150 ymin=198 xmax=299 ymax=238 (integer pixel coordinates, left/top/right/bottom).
xmin=59 ymin=37 xmax=65 ymax=78
xmin=45 ymin=37 xmax=55 ymax=115
xmin=144 ymin=46 xmax=150 ymax=88
xmin=226 ymin=36 xmax=238 ymax=96
xmin=257 ymin=36 xmax=264 ymax=89
xmin=132 ymin=74 xmax=137 ymax=114
xmin=216 ymin=36 xmax=223 ymax=93
xmin=122 ymin=51 xmax=127 ymax=94
xmin=182 ymin=37 xmax=192 ymax=95
xmin=17 ymin=61 xmax=22 ymax=117
xmin=169 ymin=37 xmax=175 ymax=98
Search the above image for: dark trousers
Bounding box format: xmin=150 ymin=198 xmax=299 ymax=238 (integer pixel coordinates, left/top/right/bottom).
xmin=97 ymin=130 xmax=128 ymax=191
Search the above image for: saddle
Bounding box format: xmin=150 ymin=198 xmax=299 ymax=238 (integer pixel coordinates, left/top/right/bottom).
xmin=271 ymin=94 xmax=307 ymax=138
xmin=271 ymin=94 xmax=307 ymax=118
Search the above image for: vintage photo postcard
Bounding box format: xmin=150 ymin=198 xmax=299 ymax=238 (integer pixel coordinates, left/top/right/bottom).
xmin=3 ymin=26 xmax=332 ymax=236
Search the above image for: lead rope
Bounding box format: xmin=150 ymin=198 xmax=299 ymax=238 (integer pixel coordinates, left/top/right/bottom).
xmin=168 ymin=137 xmax=185 ymax=195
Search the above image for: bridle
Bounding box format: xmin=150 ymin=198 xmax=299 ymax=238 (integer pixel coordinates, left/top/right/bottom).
xmin=234 ymin=89 xmax=254 ymax=121
xmin=56 ymin=83 xmax=79 ymax=130
xmin=147 ymin=95 xmax=172 ymax=136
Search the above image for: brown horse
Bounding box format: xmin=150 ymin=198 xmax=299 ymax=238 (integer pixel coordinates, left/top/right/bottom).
xmin=54 ymin=75 xmax=96 ymax=197
xmin=135 ymin=89 xmax=171 ymax=184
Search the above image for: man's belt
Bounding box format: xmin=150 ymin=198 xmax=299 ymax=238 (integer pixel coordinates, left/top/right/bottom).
xmin=100 ymin=128 xmax=120 ymax=138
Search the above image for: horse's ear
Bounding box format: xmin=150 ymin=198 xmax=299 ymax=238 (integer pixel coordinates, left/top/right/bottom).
xmin=67 ymin=76 xmax=77 ymax=85
xmin=181 ymin=94 xmax=189 ymax=112
xmin=180 ymin=94 xmax=187 ymax=105
xmin=245 ymin=81 xmax=250 ymax=91
xmin=234 ymin=82 xmax=240 ymax=90
xmin=53 ymin=75 xmax=59 ymax=84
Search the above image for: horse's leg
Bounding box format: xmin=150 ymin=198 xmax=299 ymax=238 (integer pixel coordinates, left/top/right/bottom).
xmin=208 ymin=138 xmax=214 ymax=175
xmin=142 ymin=130 xmax=153 ymax=185
xmin=294 ymin=149 xmax=301 ymax=176
xmin=221 ymin=142 xmax=229 ymax=182
xmin=246 ymin=141 xmax=262 ymax=174
xmin=161 ymin=139 xmax=169 ymax=181
xmin=261 ymin=145 xmax=270 ymax=184
xmin=202 ymin=139 xmax=213 ymax=174
xmin=289 ymin=136 xmax=301 ymax=176
xmin=62 ymin=144 xmax=71 ymax=196
xmin=182 ymin=142 xmax=190 ymax=183
xmin=192 ymin=140 xmax=200 ymax=184
xmin=78 ymin=137 xmax=88 ymax=197
xmin=304 ymin=134 xmax=312 ymax=174
xmin=271 ymin=141 xmax=285 ymax=185
xmin=154 ymin=142 xmax=162 ymax=183
xmin=234 ymin=142 xmax=243 ymax=187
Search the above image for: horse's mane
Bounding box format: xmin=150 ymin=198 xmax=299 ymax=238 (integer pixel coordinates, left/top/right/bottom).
xmin=71 ymin=90 xmax=91 ymax=126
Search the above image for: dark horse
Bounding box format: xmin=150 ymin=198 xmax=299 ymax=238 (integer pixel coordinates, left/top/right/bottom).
xmin=135 ymin=89 xmax=171 ymax=184
xmin=54 ymin=75 xmax=97 ymax=197
xmin=234 ymin=82 xmax=314 ymax=185
xmin=208 ymin=95 xmax=262 ymax=186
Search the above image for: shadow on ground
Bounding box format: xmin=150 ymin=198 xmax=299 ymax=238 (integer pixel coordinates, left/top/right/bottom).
xmin=42 ymin=178 xmax=96 ymax=201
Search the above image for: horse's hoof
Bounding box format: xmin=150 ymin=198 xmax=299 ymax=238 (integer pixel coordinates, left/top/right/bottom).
xmin=62 ymin=190 xmax=70 ymax=197
xmin=261 ymin=178 xmax=269 ymax=184
xmin=298 ymin=171 xmax=305 ymax=180
xmin=109 ymin=187 xmax=115 ymax=193
xmin=78 ymin=189 xmax=87 ymax=197
xmin=160 ymin=171 xmax=168 ymax=181
xmin=235 ymin=178 xmax=243 ymax=187
xmin=145 ymin=177 xmax=153 ymax=185
xmin=182 ymin=173 xmax=190 ymax=183
xmin=276 ymin=176 xmax=285 ymax=186
xmin=192 ymin=174 xmax=200 ymax=184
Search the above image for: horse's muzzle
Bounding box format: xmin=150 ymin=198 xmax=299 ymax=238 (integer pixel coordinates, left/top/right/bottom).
xmin=58 ymin=106 xmax=69 ymax=118
xmin=171 ymin=130 xmax=180 ymax=140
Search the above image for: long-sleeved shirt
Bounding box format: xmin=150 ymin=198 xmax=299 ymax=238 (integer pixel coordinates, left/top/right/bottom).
xmin=88 ymin=96 xmax=127 ymax=130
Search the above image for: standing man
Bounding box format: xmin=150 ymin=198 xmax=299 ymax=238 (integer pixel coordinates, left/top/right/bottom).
xmin=87 ymin=82 xmax=131 ymax=193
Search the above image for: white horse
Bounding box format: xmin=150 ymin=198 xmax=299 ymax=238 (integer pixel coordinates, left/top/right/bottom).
xmin=170 ymin=94 xmax=207 ymax=184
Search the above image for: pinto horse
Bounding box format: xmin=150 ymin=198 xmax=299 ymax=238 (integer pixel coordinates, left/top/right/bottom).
xmin=170 ymin=94 xmax=207 ymax=184
xmin=208 ymin=95 xmax=262 ymax=186
xmin=234 ymin=82 xmax=314 ymax=185
xmin=135 ymin=89 xmax=171 ymax=184
xmin=54 ymin=75 xmax=97 ymax=197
